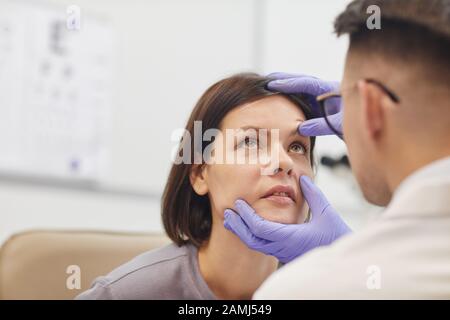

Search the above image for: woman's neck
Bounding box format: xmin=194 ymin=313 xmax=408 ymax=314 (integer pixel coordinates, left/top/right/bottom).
xmin=198 ymin=220 xmax=278 ymax=300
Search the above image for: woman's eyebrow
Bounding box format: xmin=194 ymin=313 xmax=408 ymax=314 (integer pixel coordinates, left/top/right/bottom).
xmin=238 ymin=125 xmax=266 ymax=131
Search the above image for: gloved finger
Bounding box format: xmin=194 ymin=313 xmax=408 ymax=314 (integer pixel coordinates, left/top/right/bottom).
xmin=266 ymin=72 xmax=311 ymax=80
xmin=298 ymin=118 xmax=336 ymax=137
xmin=300 ymin=112 xmax=343 ymax=137
xmin=224 ymin=209 xmax=269 ymax=250
xmin=267 ymin=77 xmax=338 ymax=96
xmin=233 ymin=199 xmax=290 ymax=241
xmin=299 ymin=176 xmax=331 ymax=220
xmin=317 ymin=94 xmax=342 ymax=115
xmin=327 ymin=112 xmax=343 ymax=133
xmin=262 ymin=237 xmax=307 ymax=264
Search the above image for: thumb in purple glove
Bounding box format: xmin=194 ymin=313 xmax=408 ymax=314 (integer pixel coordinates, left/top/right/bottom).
xmin=299 ymin=111 xmax=343 ymax=137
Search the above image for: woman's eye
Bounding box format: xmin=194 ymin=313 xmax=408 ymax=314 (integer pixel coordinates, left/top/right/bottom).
xmin=239 ymin=137 xmax=258 ymax=149
xmin=289 ymin=142 xmax=306 ymax=154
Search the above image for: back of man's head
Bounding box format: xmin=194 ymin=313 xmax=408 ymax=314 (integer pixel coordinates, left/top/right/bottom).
xmin=333 ymin=0 xmax=450 ymax=204
xmin=335 ymin=0 xmax=450 ymax=83
xmin=336 ymin=0 xmax=449 ymax=145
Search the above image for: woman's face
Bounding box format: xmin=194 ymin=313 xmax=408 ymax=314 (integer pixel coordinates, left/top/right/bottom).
xmin=200 ymin=95 xmax=314 ymax=224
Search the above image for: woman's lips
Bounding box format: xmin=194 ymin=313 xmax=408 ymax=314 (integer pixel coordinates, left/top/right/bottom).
xmin=262 ymin=194 xmax=295 ymax=206
xmin=261 ymin=185 xmax=296 ymax=205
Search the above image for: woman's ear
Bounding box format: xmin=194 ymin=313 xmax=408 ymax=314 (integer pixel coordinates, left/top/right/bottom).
xmin=358 ymin=80 xmax=384 ymax=141
xmin=189 ymin=164 xmax=209 ymax=196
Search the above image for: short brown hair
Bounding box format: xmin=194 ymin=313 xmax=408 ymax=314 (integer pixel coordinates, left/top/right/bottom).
xmin=334 ymin=0 xmax=450 ymax=81
xmin=161 ymin=73 xmax=316 ymax=247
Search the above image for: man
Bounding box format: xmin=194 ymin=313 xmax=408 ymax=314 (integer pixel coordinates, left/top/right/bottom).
xmin=223 ymin=0 xmax=450 ymax=298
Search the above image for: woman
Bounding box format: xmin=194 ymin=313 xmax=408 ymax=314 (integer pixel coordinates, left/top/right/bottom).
xmin=76 ymin=73 xmax=316 ymax=300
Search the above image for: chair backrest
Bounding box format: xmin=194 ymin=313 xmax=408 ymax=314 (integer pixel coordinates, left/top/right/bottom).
xmin=0 ymin=229 xmax=170 ymax=299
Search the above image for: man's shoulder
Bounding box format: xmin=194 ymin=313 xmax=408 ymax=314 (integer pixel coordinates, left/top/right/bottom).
xmin=255 ymin=215 xmax=450 ymax=299
xmin=254 ymin=229 xmax=381 ymax=299
xmin=76 ymin=243 xmax=194 ymax=299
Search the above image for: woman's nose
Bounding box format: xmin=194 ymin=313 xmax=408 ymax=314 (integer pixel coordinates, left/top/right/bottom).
xmin=271 ymin=147 xmax=294 ymax=176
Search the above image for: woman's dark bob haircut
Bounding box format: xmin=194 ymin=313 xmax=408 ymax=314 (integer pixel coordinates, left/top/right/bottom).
xmin=161 ymin=73 xmax=316 ymax=247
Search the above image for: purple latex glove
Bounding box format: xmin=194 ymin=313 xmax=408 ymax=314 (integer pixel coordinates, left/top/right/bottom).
xmin=267 ymin=72 xmax=342 ymax=137
xmin=223 ymin=176 xmax=352 ymax=263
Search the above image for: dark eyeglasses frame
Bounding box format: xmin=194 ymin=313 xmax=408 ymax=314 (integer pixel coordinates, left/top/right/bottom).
xmin=316 ymin=78 xmax=400 ymax=137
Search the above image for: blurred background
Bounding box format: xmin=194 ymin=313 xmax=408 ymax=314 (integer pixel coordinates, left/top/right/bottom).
xmin=0 ymin=0 xmax=383 ymax=245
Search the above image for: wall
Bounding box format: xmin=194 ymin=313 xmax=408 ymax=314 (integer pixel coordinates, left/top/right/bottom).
xmin=0 ymin=0 xmax=381 ymax=244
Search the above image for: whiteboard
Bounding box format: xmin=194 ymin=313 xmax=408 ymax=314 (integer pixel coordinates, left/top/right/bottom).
xmin=0 ymin=0 xmax=114 ymax=182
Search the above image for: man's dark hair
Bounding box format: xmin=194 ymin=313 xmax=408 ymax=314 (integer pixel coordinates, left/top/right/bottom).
xmin=334 ymin=0 xmax=450 ymax=81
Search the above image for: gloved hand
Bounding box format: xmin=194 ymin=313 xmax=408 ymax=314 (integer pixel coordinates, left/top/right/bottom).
xmin=223 ymin=176 xmax=352 ymax=263
xmin=267 ymin=72 xmax=342 ymax=137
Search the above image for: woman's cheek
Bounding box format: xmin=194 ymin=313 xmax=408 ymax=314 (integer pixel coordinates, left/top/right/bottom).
xmin=225 ymin=163 xmax=261 ymax=202
xmin=209 ymin=163 xmax=261 ymax=217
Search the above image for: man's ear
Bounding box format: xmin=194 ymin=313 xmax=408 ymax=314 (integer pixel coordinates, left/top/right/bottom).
xmin=189 ymin=164 xmax=208 ymax=196
xmin=357 ymin=80 xmax=384 ymax=140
